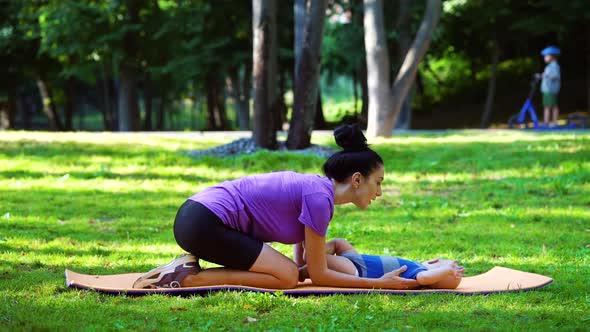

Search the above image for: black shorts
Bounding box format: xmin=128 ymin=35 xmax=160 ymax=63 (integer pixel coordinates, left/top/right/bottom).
xmin=173 ymin=200 xmax=263 ymax=271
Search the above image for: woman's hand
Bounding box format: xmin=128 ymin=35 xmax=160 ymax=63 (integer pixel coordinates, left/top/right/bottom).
xmin=378 ymin=266 xmax=420 ymax=289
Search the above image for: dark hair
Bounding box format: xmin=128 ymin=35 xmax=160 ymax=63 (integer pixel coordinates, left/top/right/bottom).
xmin=322 ymin=124 xmax=384 ymax=182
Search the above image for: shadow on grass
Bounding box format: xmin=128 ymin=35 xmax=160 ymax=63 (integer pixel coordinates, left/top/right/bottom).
xmin=376 ymin=138 xmax=590 ymax=173
xmin=0 ymin=249 xmax=181 ymax=275
xmin=2 ymin=137 xmax=589 ymax=177
xmin=0 ymin=169 xmax=212 ymax=183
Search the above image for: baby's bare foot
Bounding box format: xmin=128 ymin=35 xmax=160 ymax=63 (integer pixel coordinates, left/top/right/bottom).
xmin=448 ymin=263 xmax=465 ymax=278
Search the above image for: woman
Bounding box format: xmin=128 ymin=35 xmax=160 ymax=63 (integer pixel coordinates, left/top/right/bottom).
xmin=133 ymin=124 xmax=418 ymax=290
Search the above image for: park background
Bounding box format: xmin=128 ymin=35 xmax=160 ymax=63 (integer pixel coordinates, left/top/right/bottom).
xmin=1 ymin=0 xmax=589 ymax=140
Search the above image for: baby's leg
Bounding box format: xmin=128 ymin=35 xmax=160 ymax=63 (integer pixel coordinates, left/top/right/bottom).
xmin=416 ymin=260 xmax=464 ymax=289
xmin=326 ymin=238 xmax=358 ymax=256
xmin=326 ymin=254 xmax=358 ymax=276
xmin=430 ymin=274 xmax=461 ymax=289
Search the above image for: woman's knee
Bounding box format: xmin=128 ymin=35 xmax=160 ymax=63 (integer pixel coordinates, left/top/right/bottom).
xmin=259 ymin=256 xmax=298 ymax=289
xmin=251 ymin=246 xmax=299 ymax=288
xmin=276 ymin=262 xmax=299 ymax=289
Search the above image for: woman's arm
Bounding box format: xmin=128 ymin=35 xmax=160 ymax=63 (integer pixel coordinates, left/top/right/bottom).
xmin=304 ymin=227 xmax=419 ymax=289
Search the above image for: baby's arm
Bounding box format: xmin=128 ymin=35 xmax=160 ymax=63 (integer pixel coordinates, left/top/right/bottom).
xmin=294 ymin=242 xmax=305 ymax=267
xmin=325 ymin=238 xmax=358 ymax=256
xmin=416 ymin=267 xmax=454 ymax=285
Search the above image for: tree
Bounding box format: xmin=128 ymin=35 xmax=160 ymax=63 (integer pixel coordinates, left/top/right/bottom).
xmin=225 ymin=8 xmax=253 ymax=131
xmin=0 ymin=0 xmax=22 ymax=130
xmin=321 ymin=0 xmax=369 ymax=125
xmin=392 ymin=0 xmax=413 ymax=130
xmin=364 ymin=0 xmax=440 ymax=137
xmin=286 ymin=0 xmax=328 ymax=149
xmin=479 ymin=34 xmax=500 ymax=129
xmin=294 ymin=0 xmax=306 ymax=81
xmin=227 ymin=65 xmax=251 ymax=130
xmin=363 ymin=0 xmax=390 ymax=137
xmin=35 ymin=75 xmax=62 ymax=130
xmin=116 ymin=0 xmax=141 ymax=131
xmin=252 ymin=0 xmax=278 ymax=148
xmin=21 ymin=1 xmax=69 ymax=131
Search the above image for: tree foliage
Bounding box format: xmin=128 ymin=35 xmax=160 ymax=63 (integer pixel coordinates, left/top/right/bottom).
xmin=1 ymin=0 xmax=588 ymax=132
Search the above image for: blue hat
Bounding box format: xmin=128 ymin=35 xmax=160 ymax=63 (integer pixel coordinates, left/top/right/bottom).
xmin=540 ymin=46 xmax=560 ymax=56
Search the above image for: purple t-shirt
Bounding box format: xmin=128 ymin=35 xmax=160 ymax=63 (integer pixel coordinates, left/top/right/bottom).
xmin=189 ymin=171 xmax=334 ymax=244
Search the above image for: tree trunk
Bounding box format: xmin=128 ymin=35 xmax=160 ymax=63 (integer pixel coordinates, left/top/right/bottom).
xmin=352 ymin=70 xmax=358 ymax=114
xmin=205 ymin=73 xmax=228 ymax=130
xmin=0 ymin=85 xmax=16 ymax=130
xmin=252 ymin=0 xmax=277 ymax=148
xmin=118 ymin=0 xmax=141 ymax=131
xmin=228 ymin=65 xmax=252 ymax=131
xmin=99 ymin=63 xmax=114 ymax=130
xmin=64 ymin=76 xmax=76 ymax=131
xmin=587 ymin=25 xmax=590 ymax=112
xmin=359 ymin=64 xmax=369 ymax=128
xmin=286 ymin=0 xmax=328 ymax=149
xmin=21 ymin=95 xmax=33 ymax=130
xmin=274 ymin=71 xmax=288 ymax=131
xmin=156 ymin=97 xmax=165 ymax=130
xmin=118 ymin=65 xmax=140 ymax=131
xmin=384 ymin=0 xmax=441 ymax=136
xmin=363 ymin=0 xmax=391 ymax=137
xmin=36 ymin=77 xmax=62 ymax=131
xmin=206 ymin=74 xmax=218 ymax=130
xmin=480 ymin=42 xmax=499 ymax=128
xmin=216 ymin=82 xmax=228 ymax=130
xmin=227 ymin=67 xmax=245 ymax=130
xmin=240 ymin=63 xmax=252 ymax=130
xmin=294 ymin=0 xmax=307 ymax=81
xmin=143 ymin=73 xmax=153 ymax=131
xmin=0 ymin=102 xmax=9 ymax=130
xmin=227 ymin=66 xmax=250 ymax=130
xmin=395 ymin=97 xmax=411 ymax=130
xmin=314 ymin=88 xmax=326 ymax=129
xmin=393 ymin=0 xmax=413 ymax=130
xmin=268 ymin=1 xmax=279 ymax=134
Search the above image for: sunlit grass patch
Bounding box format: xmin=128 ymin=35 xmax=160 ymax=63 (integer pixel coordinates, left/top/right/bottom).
xmin=0 ymin=130 xmax=589 ymax=330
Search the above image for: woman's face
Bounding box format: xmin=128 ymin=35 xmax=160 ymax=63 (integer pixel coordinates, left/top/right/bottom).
xmin=352 ymin=164 xmax=384 ymax=210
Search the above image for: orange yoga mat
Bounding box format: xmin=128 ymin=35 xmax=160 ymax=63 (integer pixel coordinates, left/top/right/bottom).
xmin=65 ymin=266 xmax=552 ymax=296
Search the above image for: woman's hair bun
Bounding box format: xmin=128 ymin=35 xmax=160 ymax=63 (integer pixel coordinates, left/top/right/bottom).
xmin=334 ymin=124 xmax=368 ymax=151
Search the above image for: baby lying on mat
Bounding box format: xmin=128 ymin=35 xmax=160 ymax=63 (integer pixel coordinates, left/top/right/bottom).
xmin=299 ymin=238 xmax=465 ymax=289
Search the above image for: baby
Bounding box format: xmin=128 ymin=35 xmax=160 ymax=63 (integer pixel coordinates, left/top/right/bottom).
xmin=298 ymin=238 xmax=465 ymax=289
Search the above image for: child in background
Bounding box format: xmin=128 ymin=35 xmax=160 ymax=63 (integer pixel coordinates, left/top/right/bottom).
xmin=298 ymin=238 xmax=465 ymax=289
xmin=539 ymin=46 xmax=561 ymax=127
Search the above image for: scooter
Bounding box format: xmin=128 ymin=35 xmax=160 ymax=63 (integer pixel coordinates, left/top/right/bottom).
xmin=507 ymin=76 xmax=586 ymax=130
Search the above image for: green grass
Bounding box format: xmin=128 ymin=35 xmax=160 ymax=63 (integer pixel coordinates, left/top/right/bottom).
xmin=1 ymin=130 xmax=589 ymax=331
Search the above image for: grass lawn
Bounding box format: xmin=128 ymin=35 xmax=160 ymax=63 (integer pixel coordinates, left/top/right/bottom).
xmin=0 ymin=130 xmax=589 ymax=331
